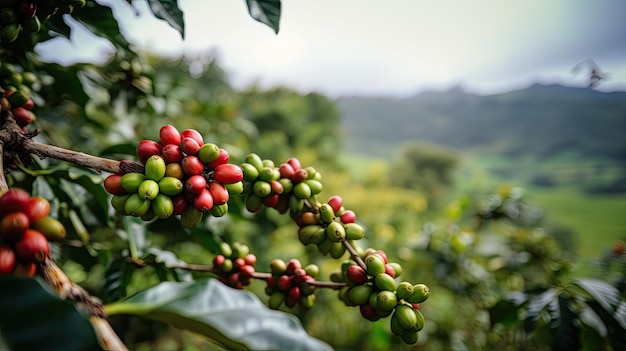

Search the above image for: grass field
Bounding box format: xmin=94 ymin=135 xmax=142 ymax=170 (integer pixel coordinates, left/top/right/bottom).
xmin=340 ymin=152 xmax=626 ymax=274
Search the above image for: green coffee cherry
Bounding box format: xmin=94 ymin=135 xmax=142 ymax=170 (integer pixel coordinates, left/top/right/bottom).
xmin=121 ymin=172 xmax=145 ymax=193
xmin=180 ymin=206 xmax=204 ymax=228
xmin=325 ymin=221 xmax=346 ymax=242
xmin=348 ymin=284 xmax=374 ymax=306
xmin=138 ymin=179 xmax=159 ymax=200
xmin=376 ymin=290 xmax=398 ymax=310
xmin=316 ymin=238 xmax=333 ymax=255
xmin=344 ymin=223 xmax=365 ymax=240
xmin=253 ymin=180 xmax=272 ymax=197
xmin=401 ymin=330 xmax=419 ymax=344
xmin=305 ymin=179 xmax=323 ymax=194
xmin=298 ymin=224 xmax=324 ymax=245
xmin=303 ymin=264 xmax=320 ymax=278
xmin=267 ymin=291 xmax=285 ymax=310
xmin=394 ymin=304 xmax=418 ymax=330
xmin=374 ymin=273 xmax=397 ymax=292
xmin=270 ymin=258 xmax=287 ymax=275
xmin=240 ymin=162 xmax=260 ymax=182
xmin=111 ymin=194 xmax=130 ymax=214
xmin=145 ymin=155 xmax=166 ymax=181
xmin=388 ymin=262 xmax=403 ymax=277
xmin=293 ymin=182 xmax=312 ymax=199
xmin=413 ymin=309 xmax=425 ymax=331
xmin=299 ymin=294 xmax=316 ymax=309
xmin=158 ymin=177 xmax=184 ymax=196
xmin=124 ymin=193 xmax=151 ymax=217
xmin=224 ymin=181 xmax=244 ymax=195
xmin=209 ymin=203 xmax=228 ymax=217
xmin=245 ymin=194 xmax=263 ymax=212
xmin=318 ymin=203 xmax=335 ymax=223
xmin=152 ymin=194 xmax=173 ymax=219
xmin=197 ymin=143 xmax=220 ymax=163
xmin=329 ymin=241 xmax=346 ymax=259
xmin=390 ymin=311 xmax=404 ymax=336
xmin=396 ymin=281 xmax=414 ymax=300
xmin=244 ymin=153 xmax=264 ymax=172
xmin=406 ymin=284 xmax=430 ymax=304
xmin=365 ymin=254 xmax=386 ymax=276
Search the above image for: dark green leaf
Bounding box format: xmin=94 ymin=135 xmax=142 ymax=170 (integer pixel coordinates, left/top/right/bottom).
xmin=43 ymin=14 xmax=72 ymax=40
xmin=523 ymin=288 xmax=558 ymax=332
xmin=489 ymin=299 xmax=522 ymax=328
xmin=552 ymin=295 xmax=580 ymax=351
xmin=71 ymin=1 xmax=132 ymax=52
xmin=245 ymin=0 xmax=281 ymax=34
xmin=145 ymin=0 xmax=185 ymax=38
xmin=574 ymin=279 xmax=626 ymax=350
xmin=104 ymin=257 xmax=136 ymax=302
xmin=0 ymin=277 xmax=102 ymax=351
xmin=105 ymin=279 xmax=333 ymax=350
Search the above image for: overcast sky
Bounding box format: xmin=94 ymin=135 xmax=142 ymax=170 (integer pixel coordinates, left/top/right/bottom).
xmin=37 ymin=0 xmax=626 ymax=97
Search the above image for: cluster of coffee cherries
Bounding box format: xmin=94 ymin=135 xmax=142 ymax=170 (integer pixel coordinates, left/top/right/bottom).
xmin=296 ymin=195 xmax=365 ymax=259
xmin=104 ymin=125 xmax=244 ymax=227
xmin=0 ymin=0 xmax=45 ymax=43
xmin=212 ymin=242 xmax=256 ymax=289
xmin=240 ymin=154 xmax=323 ymax=218
xmin=265 ymin=258 xmax=319 ymax=310
xmin=0 ymin=0 xmax=87 ymax=43
xmin=0 ymin=188 xmax=66 ymax=277
xmin=334 ymin=249 xmax=429 ymax=344
xmin=1 ymin=62 xmax=38 ymax=131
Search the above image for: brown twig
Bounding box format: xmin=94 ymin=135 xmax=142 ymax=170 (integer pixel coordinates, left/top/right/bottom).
xmin=129 ymin=258 xmax=347 ymax=289
xmin=343 ymin=240 xmax=367 ymax=271
xmin=23 ymin=139 xmax=123 ymax=174
xmin=38 ymin=257 xmax=128 ymax=351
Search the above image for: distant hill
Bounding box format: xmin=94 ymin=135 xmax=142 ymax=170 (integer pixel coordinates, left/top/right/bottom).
xmin=336 ymin=84 xmax=626 ymax=164
xmin=336 ymin=85 xmax=626 ymax=191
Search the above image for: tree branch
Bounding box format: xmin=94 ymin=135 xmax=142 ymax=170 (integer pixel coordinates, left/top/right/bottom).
xmin=38 ymin=257 xmax=128 ymax=351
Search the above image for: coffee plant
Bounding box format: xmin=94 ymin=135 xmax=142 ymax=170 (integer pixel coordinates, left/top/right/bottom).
xmin=0 ymin=1 xmax=433 ymax=350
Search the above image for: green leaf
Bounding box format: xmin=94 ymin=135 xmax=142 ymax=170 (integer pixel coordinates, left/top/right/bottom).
xmin=574 ymin=278 xmax=626 ymax=350
xmin=552 ymin=295 xmax=580 ymax=351
xmin=105 ymin=279 xmax=333 ymax=351
xmin=523 ymin=288 xmax=558 ymax=332
xmin=145 ymin=0 xmax=185 ymax=38
xmin=245 ymin=0 xmax=281 ymax=34
xmin=0 ymin=277 xmax=102 ymax=351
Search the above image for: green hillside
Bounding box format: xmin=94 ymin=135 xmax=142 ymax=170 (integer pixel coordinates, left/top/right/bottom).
xmin=336 ymin=84 xmax=626 ymax=263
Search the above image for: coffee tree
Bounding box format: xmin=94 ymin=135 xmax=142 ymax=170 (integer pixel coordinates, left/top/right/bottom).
xmin=0 ymin=1 xmax=431 ymax=350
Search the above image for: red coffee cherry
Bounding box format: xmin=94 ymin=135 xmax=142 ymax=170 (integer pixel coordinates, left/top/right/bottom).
xmin=104 ymin=173 xmax=126 ymax=195
xmin=14 ymin=229 xmax=50 ymax=263
xmin=346 ymin=265 xmax=368 ymax=284
xmin=340 ymin=210 xmax=357 ymax=224
xmin=213 ymin=164 xmax=243 ymax=184
xmin=206 ymin=148 xmax=230 ymax=170
xmin=327 ymin=195 xmax=343 ymax=213
xmin=286 ymin=157 xmax=301 ymax=171
xmin=193 ymin=189 xmax=214 ymax=212
xmin=279 ymin=163 xmax=295 ymax=179
xmin=159 ymin=124 xmax=181 ymax=146
xmin=0 ymin=212 xmax=30 ymax=241
xmin=0 ymin=245 xmax=16 ymax=275
xmin=12 ymin=107 xmax=34 ymax=127
xmin=0 ymin=188 xmax=30 ymax=217
xmin=161 ymin=144 xmax=183 ymax=163
xmin=208 ymin=181 xmax=229 ymax=205
xmin=182 ymin=155 xmax=205 ymax=176
xmin=181 ymin=129 xmax=203 ymax=146
xmin=25 ymin=196 xmax=50 ymax=222
xmin=137 ymin=140 xmax=162 ymax=164
xmin=186 ymin=175 xmax=207 ymax=194
xmin=180 ymin=137 xmax=201 ymax=155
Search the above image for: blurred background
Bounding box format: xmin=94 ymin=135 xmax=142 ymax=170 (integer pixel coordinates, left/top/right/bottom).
xmin=26 ymin=0 xmax=626 ymax=350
